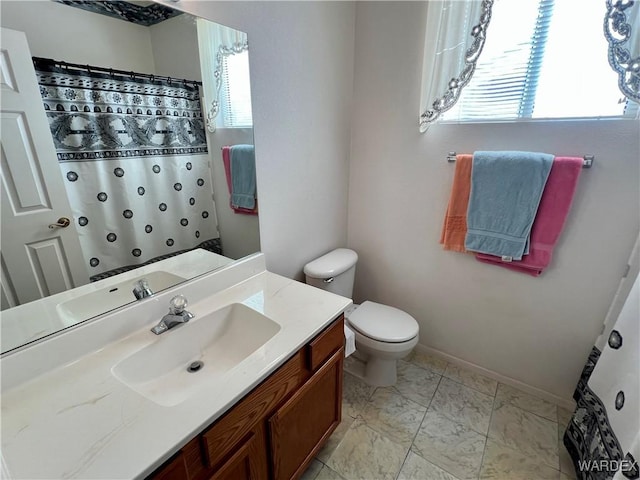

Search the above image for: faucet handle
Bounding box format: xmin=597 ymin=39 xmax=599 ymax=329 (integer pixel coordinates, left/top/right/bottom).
xmin=169 ymin=295 xmax=188 ymax=314
xmin=133 ymin=278 xmax=153 ymax=300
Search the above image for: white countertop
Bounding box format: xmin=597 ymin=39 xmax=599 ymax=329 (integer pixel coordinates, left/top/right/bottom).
xmin=0 ymin=254 xmax=351 ymax=479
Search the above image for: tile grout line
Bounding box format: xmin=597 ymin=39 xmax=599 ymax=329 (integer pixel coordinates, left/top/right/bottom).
xmin=486 ymin=385 xmax=565 ymax=474
xmin=410 ymin=357 xmax=563 ymax=477
xmin=394 ymin=361 xmax=446 ymax=480
xmin=478 ymin=382 xmax=499 ymax=480
xmin=396 ymin=362 xmax=442 ymax=480
xmin=491 ymin=382 xmax=561 ymax=424
xmin=493 ymin=398 xmax=559 ymax=423
xmin=404 ymin=354 xmax=447 ymax=377
xmin=498 ymin=396 xmax=559 ymax=423
xmin=403 ymin=363 xmax=477 ymax=480
xmin=351 ymin=356 xmax=568 ymax=480
xmin=441 ymin=369 xmax=498 ymax=397
xmin=346 ymin=367 xmax=431 ymax=480
xmin=322 ymin=371 xmax=372 ymax=474
xmin=495 ymin=383 xmax=562 ymax=423
xmin=407 ymin=355 xmax=492 ymax=480
xmin=414 ymin=354 xmax=568 ymax=414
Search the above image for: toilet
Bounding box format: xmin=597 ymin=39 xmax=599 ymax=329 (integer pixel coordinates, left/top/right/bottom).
xmin=304 ymin=248 xmax=419 ymax=386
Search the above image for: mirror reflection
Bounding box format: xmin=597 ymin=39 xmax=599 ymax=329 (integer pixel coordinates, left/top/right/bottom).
xmin=0 ymin=0 xmax=259 ymax=353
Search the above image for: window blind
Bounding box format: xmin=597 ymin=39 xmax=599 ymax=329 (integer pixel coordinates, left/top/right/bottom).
xmin=443 ymin=0 xmax=631 ymax=122
xmin=220 ymin=51 xmax=253 ymax=128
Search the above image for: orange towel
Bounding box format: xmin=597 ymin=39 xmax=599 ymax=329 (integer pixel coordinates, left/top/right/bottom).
xmin=440 ymin=154 xmax=472 ymax=252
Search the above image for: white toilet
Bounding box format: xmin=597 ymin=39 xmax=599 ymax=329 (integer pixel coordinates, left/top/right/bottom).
xmin=304 ymin=248 xmax=419 ymax=386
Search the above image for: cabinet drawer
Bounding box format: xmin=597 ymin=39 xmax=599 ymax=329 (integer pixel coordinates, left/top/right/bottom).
xmin=307 ymin=316 xmax=344 ymax=371
xmin=201 ymin=350 xmax=307 ymax=470
xmin=268 ymin=348 xmax=344 ymax=480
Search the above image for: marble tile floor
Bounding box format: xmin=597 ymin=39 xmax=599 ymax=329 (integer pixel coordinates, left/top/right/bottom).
xmin=302 ymin=351 xmax=577 ymax=480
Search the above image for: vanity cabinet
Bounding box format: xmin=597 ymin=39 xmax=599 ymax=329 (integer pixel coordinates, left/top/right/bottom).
xmin=148 ymin=315 xmax=344 ymax=480
xmin=269 ymin=348 xmax=343 ymax=480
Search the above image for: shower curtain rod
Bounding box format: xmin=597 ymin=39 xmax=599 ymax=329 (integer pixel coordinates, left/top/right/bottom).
xmin=446 ymin=152 xmax=594 ymax=168
xmin=32 ymin=57 xmax=203 ymax=86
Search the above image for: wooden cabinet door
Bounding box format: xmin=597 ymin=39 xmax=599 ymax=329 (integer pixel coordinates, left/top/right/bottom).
xmin=208 ymin=432 xmax=262 ymax=480
xmin=148 ymin=453 xmax=188 ymax=480
xmin=268 ymin=348 xmax=344 ymax=480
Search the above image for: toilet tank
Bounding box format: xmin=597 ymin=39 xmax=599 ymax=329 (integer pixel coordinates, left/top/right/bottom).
xmin=303 ymin=248 xmax=358 ymax=298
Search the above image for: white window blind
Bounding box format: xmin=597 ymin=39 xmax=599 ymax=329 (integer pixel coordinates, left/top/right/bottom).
xmin=443 ymin=0 xmax=635 ymax=122
xmin=219 ymin=51 xmax=253 ymax=128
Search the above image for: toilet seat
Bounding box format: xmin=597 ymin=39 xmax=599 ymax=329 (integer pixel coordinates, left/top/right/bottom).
xmin=347 ymin=301 xmax=418 ymax=343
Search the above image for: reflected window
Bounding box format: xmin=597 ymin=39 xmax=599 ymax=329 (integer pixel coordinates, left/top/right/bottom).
xmin=197 ymin=19 xmax=253 ymax=131
xmin=219 ymin=50 xmax=253 ymax=128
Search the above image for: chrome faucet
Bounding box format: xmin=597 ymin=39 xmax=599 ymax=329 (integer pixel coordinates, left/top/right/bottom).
xmin=133 ymin=278 xmax=154 ymax=300
xmin=151 ymin=295 xmax=195 ymax=335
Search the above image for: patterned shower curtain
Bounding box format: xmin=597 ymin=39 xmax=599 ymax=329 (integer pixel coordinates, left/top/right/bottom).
xmin=34 ymin=60 xmax=221 ymax=280
xmin=564 ymin=275 xmax=639 ymax=480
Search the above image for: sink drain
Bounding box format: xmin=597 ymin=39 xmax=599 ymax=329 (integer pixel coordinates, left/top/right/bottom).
xmin=187 ymin=361 xmax=204 ymax=373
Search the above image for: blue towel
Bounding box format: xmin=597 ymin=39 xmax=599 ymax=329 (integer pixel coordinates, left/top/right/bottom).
xmin=465 ymin=151 xmax=553 ymax=260
xmin=230 ymin=144 xmax=256 ymax=209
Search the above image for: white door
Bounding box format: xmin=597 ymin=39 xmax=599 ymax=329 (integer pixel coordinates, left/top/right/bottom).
xmin=596 ymin=235 xmax=639 ymax=351
xmin=0 ymin=27 xmax=88 ymax=309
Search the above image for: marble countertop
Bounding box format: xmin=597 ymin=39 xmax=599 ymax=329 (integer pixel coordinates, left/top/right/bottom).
xmin=0 ymin=254 xmax=351 ymax=479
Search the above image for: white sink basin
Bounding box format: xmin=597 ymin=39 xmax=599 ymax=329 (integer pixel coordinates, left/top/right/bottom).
xmin=56 ymin=271 xmax=186 ymax=323
xmin=111 ymin=303 xmax=281 ymax=406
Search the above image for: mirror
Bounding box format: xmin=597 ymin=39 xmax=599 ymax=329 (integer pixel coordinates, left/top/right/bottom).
xmin=604 ymin=0 xmax=640 ymax=103
xmin=0 ymin=0 xmax=260 ymax=353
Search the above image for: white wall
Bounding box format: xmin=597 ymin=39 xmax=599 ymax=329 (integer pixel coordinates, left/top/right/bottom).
xmin=165 ymin=1 xmax=356 ymax=279
xmin=347 ymin=2 xmax=640 ymax=401
xmin=1 ymin=1 xmax=155 ymax=72
xmin=149 ymin=14 xmax=202 ymax=81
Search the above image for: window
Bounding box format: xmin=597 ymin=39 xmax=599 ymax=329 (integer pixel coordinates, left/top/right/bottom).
xmin=219 ymin=51 xmax=253 ymax=128
xmin=442 ymin=0 xmax=637 ymax=122
xmin=196 ymin=18 xmax=253 ymax=131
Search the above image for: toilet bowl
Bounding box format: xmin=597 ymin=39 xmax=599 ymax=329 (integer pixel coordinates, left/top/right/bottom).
xmin=346 ymin=301 xmax=418 ymax=386
xmin=304 ymin=249 xmax=420 ymax=387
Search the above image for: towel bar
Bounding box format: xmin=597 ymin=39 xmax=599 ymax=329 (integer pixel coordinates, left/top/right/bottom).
xmin=446 ymin=152 xmax=594 ymax=168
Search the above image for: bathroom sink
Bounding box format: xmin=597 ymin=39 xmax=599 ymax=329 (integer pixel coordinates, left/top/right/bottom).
xmin=56 ymin=271 xmax=186 ymax=323
xmin=111 ymin=303 xmax=281 ymax=406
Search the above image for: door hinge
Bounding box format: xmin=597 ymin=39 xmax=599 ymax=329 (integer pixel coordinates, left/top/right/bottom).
xmin=623 ymin=264 xmax=631 ymax=278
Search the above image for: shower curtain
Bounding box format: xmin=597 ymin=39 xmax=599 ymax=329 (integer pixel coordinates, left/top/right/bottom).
xmin=564 ymin=275 xmax=639 ymax=480
xmin=34 ymin=60 xmax=221 ymax=279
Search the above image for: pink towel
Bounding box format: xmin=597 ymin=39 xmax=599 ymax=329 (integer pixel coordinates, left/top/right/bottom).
xmin=475 ymin=156 xmax=582 ymax=276
xmin=222 ymin=146 xmax=258 ymax=215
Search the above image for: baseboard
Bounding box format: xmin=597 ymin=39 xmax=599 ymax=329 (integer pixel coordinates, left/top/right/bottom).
xmin=413 ymin=344 xmax=576 ymax=411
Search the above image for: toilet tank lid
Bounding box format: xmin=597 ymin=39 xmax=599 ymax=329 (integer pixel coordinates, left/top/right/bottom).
xmin=303 ymin=248 xmax=358 ymax=278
